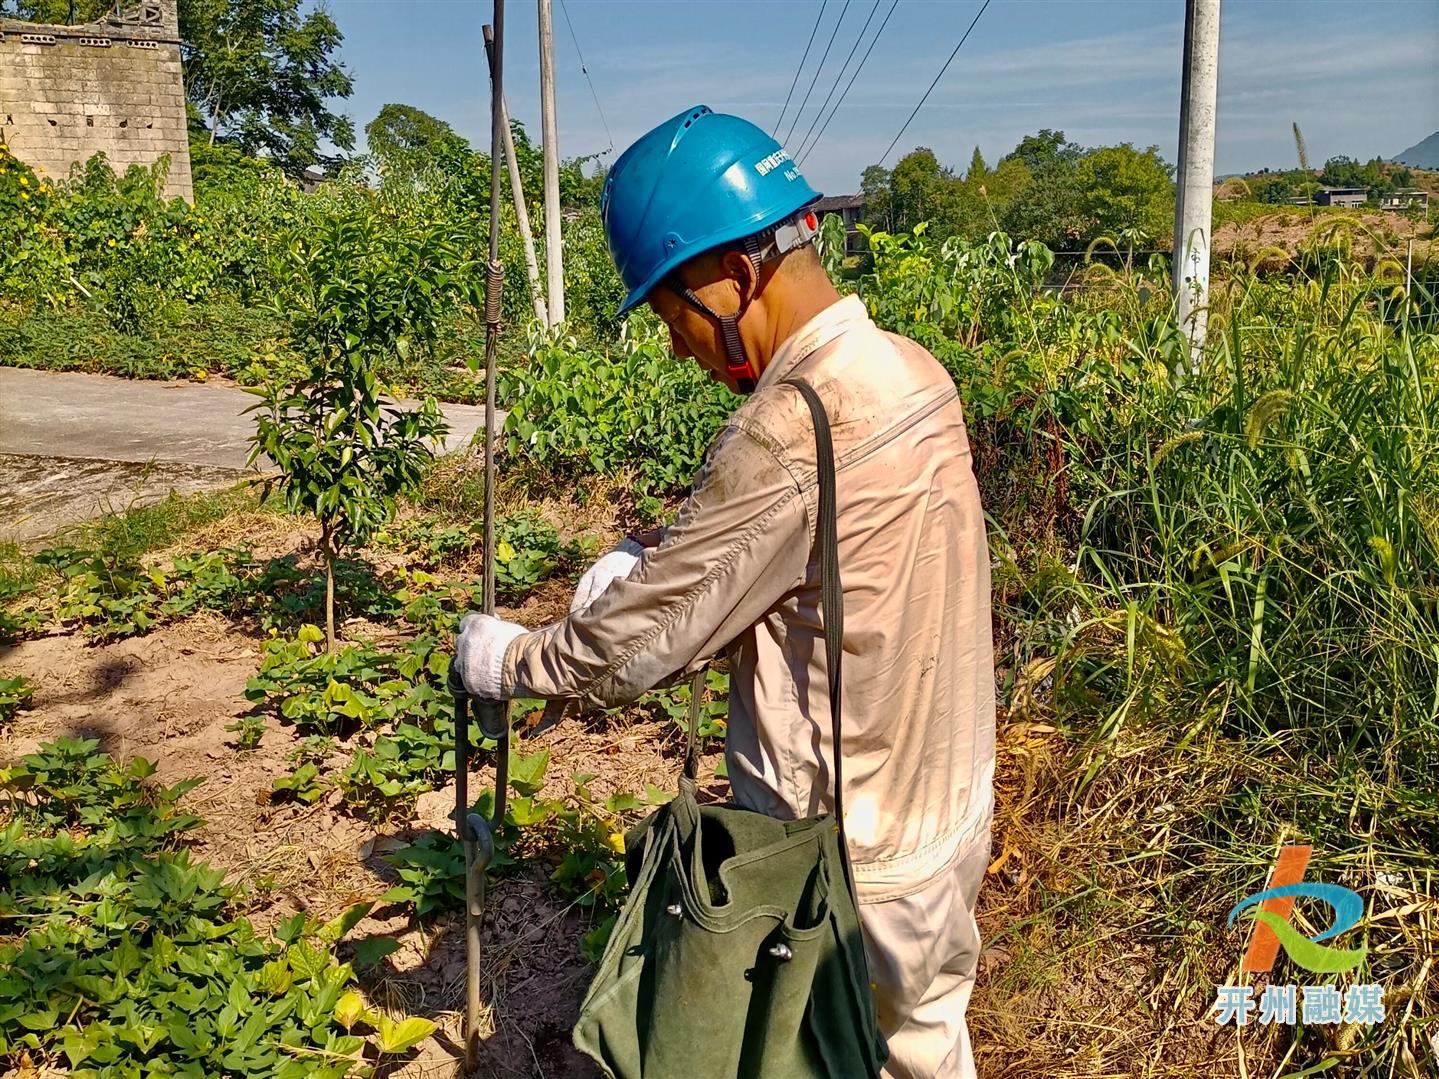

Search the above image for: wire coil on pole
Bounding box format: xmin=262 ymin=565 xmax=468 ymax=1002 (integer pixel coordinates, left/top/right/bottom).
xmin=485 ymin=260 xmax=504 ymax=325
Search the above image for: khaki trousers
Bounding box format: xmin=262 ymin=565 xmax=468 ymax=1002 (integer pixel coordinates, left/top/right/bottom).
xmin=858 ymin=830 xmax=990 ymax=1079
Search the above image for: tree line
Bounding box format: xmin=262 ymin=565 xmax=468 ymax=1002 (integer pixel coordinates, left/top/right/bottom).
xmin=1246 ymin=156 xmax=1421 ymax=205
xmin=859 ymin=130 xmax=1175 ymax=252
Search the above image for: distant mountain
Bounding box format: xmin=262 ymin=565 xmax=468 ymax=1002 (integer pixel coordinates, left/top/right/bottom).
xmin=1392 ymin=131 xmax=1439 ymax=169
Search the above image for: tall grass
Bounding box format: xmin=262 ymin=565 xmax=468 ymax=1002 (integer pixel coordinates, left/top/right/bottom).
xmin=852 ymin=224 xmax=1439 ymax=1077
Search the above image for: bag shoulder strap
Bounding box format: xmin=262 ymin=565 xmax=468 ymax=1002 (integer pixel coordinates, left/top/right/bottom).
xmin=782 ymin=377 xmax=845 ymax=801
xmin=680 ymin=377 xmax=855 ymax=883
xmin=782 ymin=377 xmax=856 ymax=880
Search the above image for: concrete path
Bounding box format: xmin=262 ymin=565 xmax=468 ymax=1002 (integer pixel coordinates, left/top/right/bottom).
xmin=0 ymin=367 xmax=497 ymax=544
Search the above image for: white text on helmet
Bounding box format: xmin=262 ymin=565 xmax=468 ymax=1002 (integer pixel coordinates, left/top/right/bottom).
xmin=755 ymin=149 xmax=792 ymax=177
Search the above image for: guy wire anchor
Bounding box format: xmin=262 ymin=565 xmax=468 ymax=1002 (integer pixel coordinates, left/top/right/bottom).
xmin=449 ymin=2 xmax=509 ymax=1071
xmin=446 ymin=670 xmax=509 ymax=1072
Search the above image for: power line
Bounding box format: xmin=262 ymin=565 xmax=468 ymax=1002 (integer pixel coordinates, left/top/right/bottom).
xmin=773 ymin=0 xmax=829 ymax=138
xmin=558 ymin=0 xmax=614 ymax=155
xmin=782 ymin=0 xmax=852 ymax=147
xmin=796 ymin=0 xmax=899 ymax=166
xmin=875 ymin=0 xmax=992 ymax=167
xmin=792 ymin=0 xmax=883 ymax=163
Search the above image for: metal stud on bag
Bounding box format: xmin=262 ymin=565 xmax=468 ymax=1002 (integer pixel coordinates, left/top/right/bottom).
xmin=768 ymin=943 xmax=794 ymax=962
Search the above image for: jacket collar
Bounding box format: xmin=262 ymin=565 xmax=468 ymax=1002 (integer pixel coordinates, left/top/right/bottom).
xmin=755 ymin=295 xmax=872 ymax=392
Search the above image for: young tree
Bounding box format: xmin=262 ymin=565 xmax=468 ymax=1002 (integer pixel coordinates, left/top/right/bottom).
xmin=1071 ymin=143 xmax=1174 ymax=242
xmin=249 ymin=202 xmax=463 ymax=649
xmin=181 ymin=0 xmax=355 ymax=177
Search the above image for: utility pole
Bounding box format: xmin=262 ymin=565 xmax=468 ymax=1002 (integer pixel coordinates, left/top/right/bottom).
xmin=538 ymin=0 xmax=565 ymax=327
xmin=1172 ymin=0 xmax=1220 ymax=367
xmin=484 ymin=24 xmax=548 ymax=325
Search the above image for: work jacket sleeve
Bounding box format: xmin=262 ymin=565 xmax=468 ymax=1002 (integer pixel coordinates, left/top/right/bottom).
xmin=500 ymin=423 xmax=811 ymax=708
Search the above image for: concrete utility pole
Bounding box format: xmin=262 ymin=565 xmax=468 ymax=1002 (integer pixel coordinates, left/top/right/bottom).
xmin=1172 ymin=0 xmax=1221 ymax=366
xmin=484 ymin=24 xmax=548 ymax=326
xmin=538 ymin=0 xmax=565 ymax=327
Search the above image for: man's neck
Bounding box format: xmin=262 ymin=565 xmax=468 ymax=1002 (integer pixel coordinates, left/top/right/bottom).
xmin=754 ymin=278 xmax=844 ymax=377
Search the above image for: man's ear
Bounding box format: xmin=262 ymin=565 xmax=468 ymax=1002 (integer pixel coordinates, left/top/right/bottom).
xmin=720 ymin=249 xmax=759 ymax=302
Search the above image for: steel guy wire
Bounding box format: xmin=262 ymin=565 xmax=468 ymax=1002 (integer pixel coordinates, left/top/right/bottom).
xmin=876 ymin=0 xmax=992 ymax=167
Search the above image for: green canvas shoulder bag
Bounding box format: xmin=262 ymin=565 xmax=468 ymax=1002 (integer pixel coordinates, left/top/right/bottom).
xmin=573 ymin=378 xmax=888 ymax=1078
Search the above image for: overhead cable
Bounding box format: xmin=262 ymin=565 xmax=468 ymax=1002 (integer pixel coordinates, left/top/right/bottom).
xmin=793 ymin=0 xmax=883 ymax=162
xmin=876 ymin=0 xmax=992 ymax=167
xmin=559 ymin=0 xmax=614 ymax=154
xmin=774 ymin=0 xmax=829 ymax=138
xmin=796 ymin=0 xmax=899 ymax=165
xmin=782 ymin=0 xmax=853 ymax=147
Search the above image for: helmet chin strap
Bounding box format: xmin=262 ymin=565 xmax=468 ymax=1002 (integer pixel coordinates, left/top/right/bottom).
xmin=673 ymin=279 xmax=758 ymax=394
xmin=667 ymin=209 xmax=820 ymax=396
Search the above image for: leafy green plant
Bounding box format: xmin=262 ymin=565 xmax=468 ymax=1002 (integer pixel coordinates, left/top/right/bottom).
xmin=380 ymin=829 xmax=471 ymax=916
xmin=249 ymin=205 xmax=462 ymax=649
xmin=244 ymin=625 xmax=448 ymax=736
xmin=636 ymin=668 xmax=730 ymax=741
xmin=226 ymin=713 xmax=267 ymax=751
xmin=270 ymin=763 xmax=328 ymax=804
xmin=0 ymin=676 xmax=33 ymax=727
xmin=501 ymin=324 xmax=737 ymax=493
xmin=0 ymin=738 xmax=433 ymax=1074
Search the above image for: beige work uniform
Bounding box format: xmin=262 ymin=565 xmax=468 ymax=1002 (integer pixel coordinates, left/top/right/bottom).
xmin=501 ymin=296 xmax=996 ymax=1077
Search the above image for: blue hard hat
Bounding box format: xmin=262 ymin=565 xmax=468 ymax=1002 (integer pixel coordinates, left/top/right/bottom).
xmin=602 ymin=105 xmax=822 ymax=316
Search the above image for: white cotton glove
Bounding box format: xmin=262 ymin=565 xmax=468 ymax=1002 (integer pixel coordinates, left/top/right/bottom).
xmin=569 ymin=537 xmax=646 ymax=615
xmin=454 ymin=613 xmax=528 ymax=699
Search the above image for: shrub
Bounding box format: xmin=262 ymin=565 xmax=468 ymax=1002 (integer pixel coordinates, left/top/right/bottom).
xmin=500 ymin=323 xmax=737 ymax=493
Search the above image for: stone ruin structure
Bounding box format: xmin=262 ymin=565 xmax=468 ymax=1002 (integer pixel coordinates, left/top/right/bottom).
xmin=0 ymin=0 xmax=193 ymax=200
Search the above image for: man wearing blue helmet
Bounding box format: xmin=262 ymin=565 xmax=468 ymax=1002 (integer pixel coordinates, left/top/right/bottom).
xmin=456 ymin=106 xmax=995 ymax=1078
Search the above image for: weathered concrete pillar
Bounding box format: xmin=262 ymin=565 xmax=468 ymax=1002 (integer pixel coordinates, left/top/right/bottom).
xmin=0 ymin=1 xmax=193 ymax=201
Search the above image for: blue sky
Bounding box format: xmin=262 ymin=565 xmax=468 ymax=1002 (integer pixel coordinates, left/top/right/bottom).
xmin=327 ymin=0 xmax=1439 ymax=193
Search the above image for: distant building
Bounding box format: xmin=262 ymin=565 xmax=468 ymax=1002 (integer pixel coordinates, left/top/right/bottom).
xmin=1314 ymin=187 xmax=1367 ymax=208
xmin=300 ymin=167 xmax=327 ymax=194
xmin=1379 ymin=189 xmax=1429 ymax=211
xmin=813 ymin=194 xmax=867 ymax=257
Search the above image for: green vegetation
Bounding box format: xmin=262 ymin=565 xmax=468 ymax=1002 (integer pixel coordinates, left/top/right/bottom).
xmin=0 ymin=737 xmax=435 ymax=1075
xmin=247 ymin=197 xmax=458 ymax=648
xmin=3 ymin=49 xmax=1438 ymax=1070
xmin=0 ymin=677 xmax=32 ymax=727
xmin=860 ymin=130 xmax=1176 ymax=250
xmin=0 ymin=102 xmax=612 ymax=401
